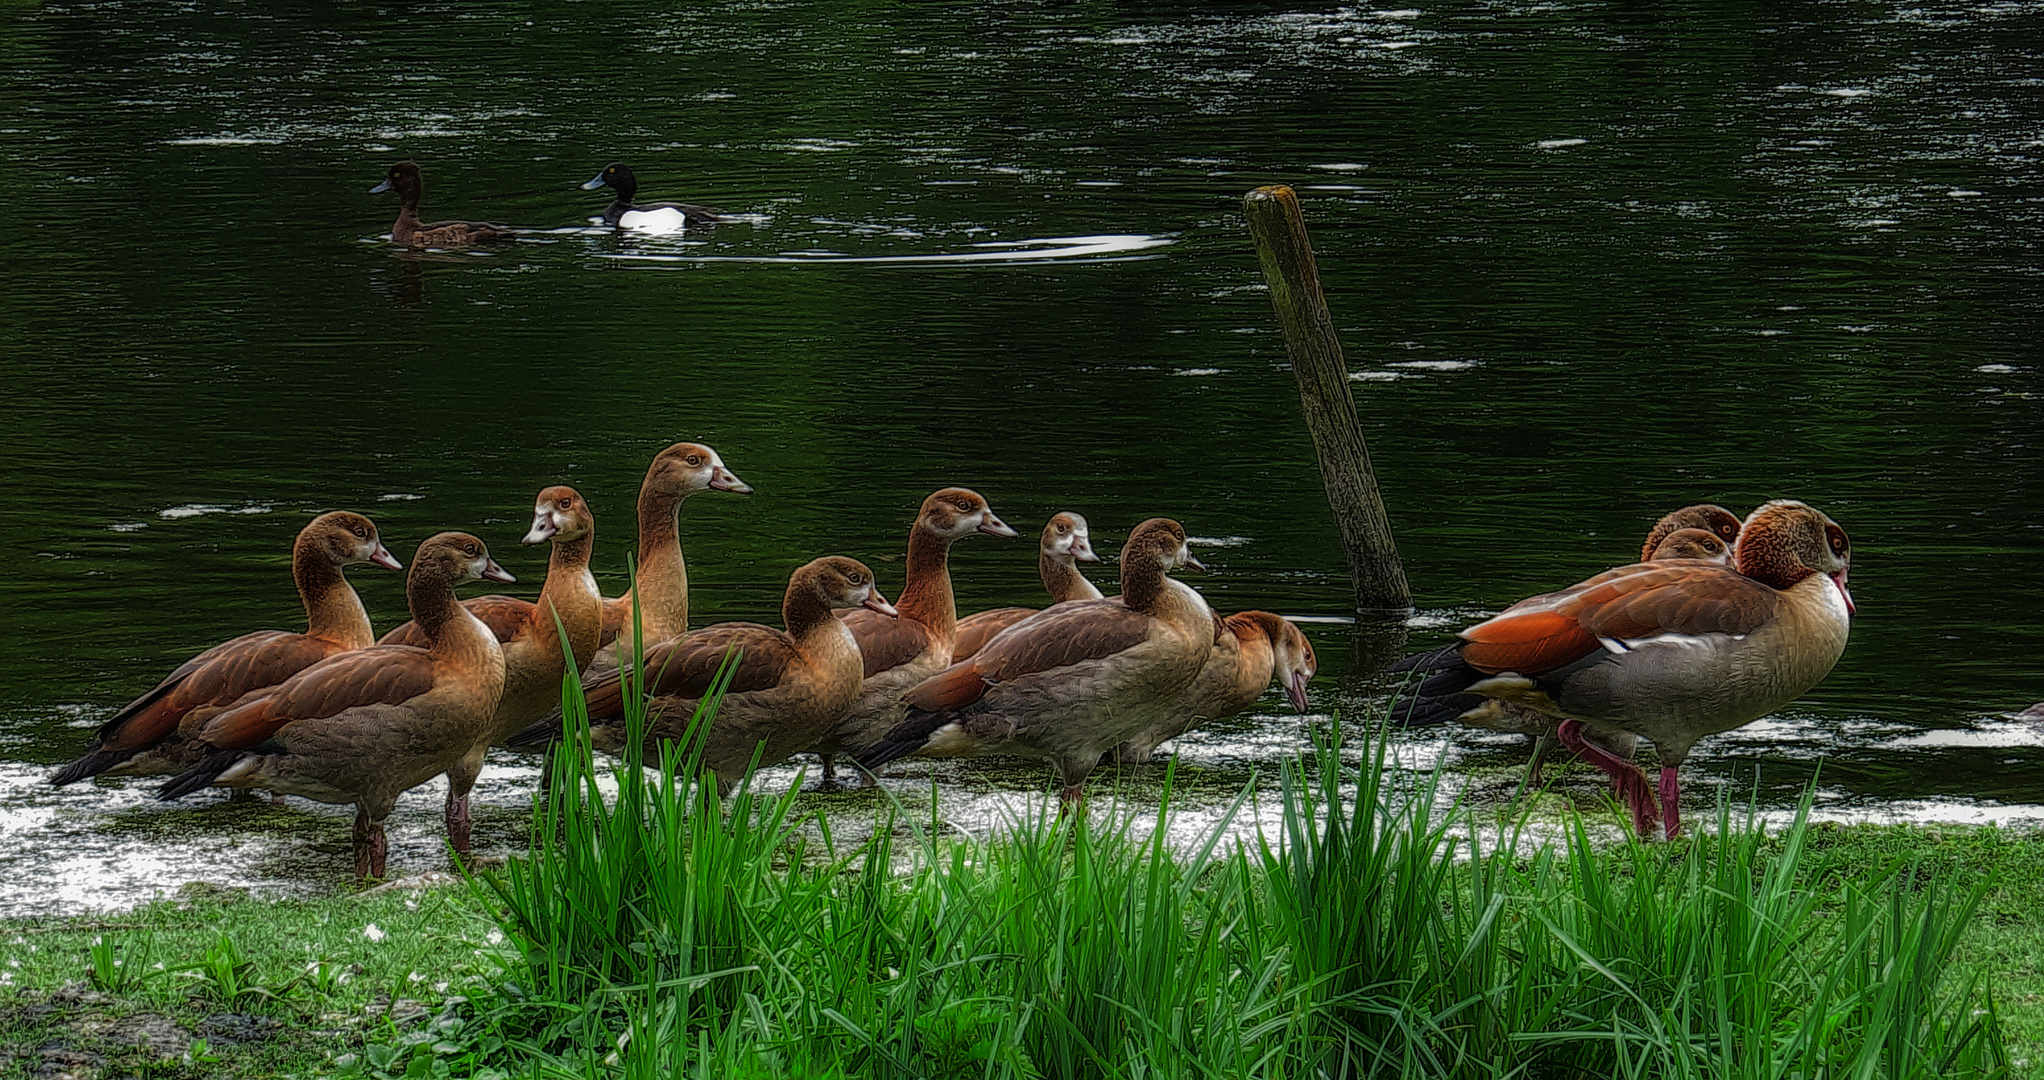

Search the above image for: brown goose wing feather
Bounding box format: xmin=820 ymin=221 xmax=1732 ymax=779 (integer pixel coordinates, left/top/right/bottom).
xmin=839 ymin=607 xmax=936 ymax=678
xmin=1460 ymin=564 xmax=1780 ymax=675
xmin=915 ymin=601 xmax=1157 ymax=708
xmin=952 ymin=607 xmax=1037 ymax=662
xmin=640 ymin=623 xmax=797 ymax=700
xmin=98 ymin=632 xmax=337 ymax=753
xmin=194 ymin=645 xmax=437 ymax=750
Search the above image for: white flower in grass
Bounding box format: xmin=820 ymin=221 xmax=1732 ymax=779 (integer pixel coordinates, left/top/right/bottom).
xmin=485 ymin=929 xmax=504 ymax=946
xmin=363 ymin=923 xmax=386 ymax=943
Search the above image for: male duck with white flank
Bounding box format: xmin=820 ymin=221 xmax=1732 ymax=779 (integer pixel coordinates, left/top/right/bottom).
xmin=581 ymin=163 xmax=724 ymax=231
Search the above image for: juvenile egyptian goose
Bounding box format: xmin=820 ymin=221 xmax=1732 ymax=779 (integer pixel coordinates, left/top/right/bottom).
xmin=49 ymin=512 xmax=402 ymax=787
xmin=859 ymin=518 xmax=1216 ymax=803
xmin=1114 ymin=610 xmax=1317 ymax=764
xmin=580 ymin=163 xmax=725 ymax=231
xmin=370 ymin=161 xmax=514 ymax=250
xmin=157 ymin=533 xmax=514 ymax=881
xmin=527 ymin=557 xmax=895 ymax=795
xmin=953 ymin=511 xmax=1102 ymax=663
xmin=806 ymin=488 xmax=1017 ymax=784
xmin=591 ymin=442 xmax=753 ymax=676
xmin=376 ymin=488 xmax=603 ymax=856
xmin=1395 ymin=500 xmax=1852 ymax=838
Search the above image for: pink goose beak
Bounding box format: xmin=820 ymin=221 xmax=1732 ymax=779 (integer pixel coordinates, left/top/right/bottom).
xmin=523 ymin=510 xmax=558 ymax=545
xmin=369 ymin=542 xmax=403 ymax=571
xmin=1831 ymin=570 xmax=1855 ymax=615
xmin=709 ymin=467 xmax=754 ymax=494
xmin=863 ymin=588 xmax=899 ymax=618
xmin=1286 ymin=671 xmax=1310 ymax=713
xmin=482 ymin=559 xmax=516 ymax=584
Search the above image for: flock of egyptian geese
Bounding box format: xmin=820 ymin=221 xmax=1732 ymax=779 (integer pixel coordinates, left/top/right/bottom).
xmin=40 ymin=163 xmax=1858 ymax=881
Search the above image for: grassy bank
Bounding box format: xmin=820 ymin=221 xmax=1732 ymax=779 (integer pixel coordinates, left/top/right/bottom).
xmin=6 ymin=729 xmax=2042 ymax=1077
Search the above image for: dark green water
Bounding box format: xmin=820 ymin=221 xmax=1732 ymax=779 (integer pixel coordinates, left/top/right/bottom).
xmin=2 ymin=0 xmax=2039 ymax=912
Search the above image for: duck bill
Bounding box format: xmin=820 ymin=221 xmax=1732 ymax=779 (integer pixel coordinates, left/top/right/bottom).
xmin=1831 ymin=570 xmax=1855 ymax=614
xmin=978 ymin=513 xmax=1019 ymax=538
xmin=709 ymin=467 xmax=753 ymax=494
xmin=580 ymin=171 xmax=609 ymax=191
xmin=369 ymin=179 xmax=392 ymax=194
xmin=522 ymin=511 xmax=559 ymax=546
xmin=1072 ymin=537 xmax=1101 ymax=563
xmin=369 ymin=542 xmax=403 ymax=571
xmin=862 ymin=590 xmax=899 ymax=618
xmin=1286 ymin=672 xmax=1310 ymax=713
xmin=1181 ymin=550 xmax=1208 ymax=573
xmin=482 ymin=559 xmax=516 ymax=584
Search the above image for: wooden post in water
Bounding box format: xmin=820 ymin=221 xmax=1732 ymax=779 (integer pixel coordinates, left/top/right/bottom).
xmin=1244 ymin=184 xmax=1412 ymax=613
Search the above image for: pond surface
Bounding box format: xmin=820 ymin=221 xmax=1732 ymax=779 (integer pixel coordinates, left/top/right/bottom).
xmin=1 ymin=0 xmax=2039 ymax=914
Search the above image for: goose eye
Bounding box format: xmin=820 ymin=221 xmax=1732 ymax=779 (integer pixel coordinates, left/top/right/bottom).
xmin=685 ymin=455 xmax=703 ymax=467
xmin=557 ymin=498 xmax=571 ymax=510
xmin=847 ymin=572 xmax=863 ymax=584
xmin=353 ymin=525 xmax=369 ymax=539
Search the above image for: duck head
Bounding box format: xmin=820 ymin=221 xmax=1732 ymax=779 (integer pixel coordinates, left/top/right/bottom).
xmin=1044 ymin=511 xmax=1100 ymax=564
xmin=919 ymin=488 xmax=1017 ymax=541
xmin=523 ymin=486 xmax=594 ymax=545
xmin=303 ymin=511 xmax=403 ymax=571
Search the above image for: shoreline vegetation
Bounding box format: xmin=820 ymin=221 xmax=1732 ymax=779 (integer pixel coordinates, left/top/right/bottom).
xmin=6 ymin=674 xmax=2043 ymax=1077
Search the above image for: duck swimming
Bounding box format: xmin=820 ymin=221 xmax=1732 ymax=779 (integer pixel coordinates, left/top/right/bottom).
xmin=581 ymin=163 xmax=724 ymax=231
xmin=370 ymin=160 xmax=514 ymax=250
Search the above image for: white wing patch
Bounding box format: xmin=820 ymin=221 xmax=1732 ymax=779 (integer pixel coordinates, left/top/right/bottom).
xmin=1599 ymin=633 xmax=1736 ymax=655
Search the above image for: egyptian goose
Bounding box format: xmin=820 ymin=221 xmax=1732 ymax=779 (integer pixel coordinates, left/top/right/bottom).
xmin=523 ymin=557 xmax=895 ymax=795
xmin=1399 ymin=505 xmax=1742 ymax=787
xmin=581 ymin=163 xmax=725 ymax=230
xmin=859 ymin=518 xmax=1216 ymax=802
xmin=590 ymin=442 xmax=752 ymax=677
xmin=49 ymin=512 xmax=402 ymax=787
xmin=953 ymin=511 xmax=1102 ymax=663
xmin=376 ymin=487 xmax=603 ymax=856
xmin=157 ymin=533 xmax=514 ymax=881
xmin=1114 ymin=610 xmax=1318 ymax=764
xmin=370 ymin=161 xmax=513 ymax=250
xmin=1396 ymin=500 xmax=1852 ymax=838
xmin=807 ymin=488 xmax=1018 ymax=784
xmin=1514 ymin=509 xmax=1741 ymax=784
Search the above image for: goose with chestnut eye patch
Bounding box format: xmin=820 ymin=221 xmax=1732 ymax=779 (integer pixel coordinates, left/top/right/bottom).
xmin=49 ymin=511 xmax=403 ymax=789
xmin=1388 ymin=500 xmax=1852 ymax=841
xmin=155 ymin=533 xmax=516 ymax=882
xmin=1407 ymin=504 xmax=1743 ymax=796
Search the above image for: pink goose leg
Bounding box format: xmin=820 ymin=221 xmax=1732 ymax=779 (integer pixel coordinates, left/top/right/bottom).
xmin=1558 ymin=720 xmax=1657 ymax=837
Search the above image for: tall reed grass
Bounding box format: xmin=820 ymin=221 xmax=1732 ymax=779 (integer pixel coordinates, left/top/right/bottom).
xmin=470 ymin=649 xmax=2008 ymax=1079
